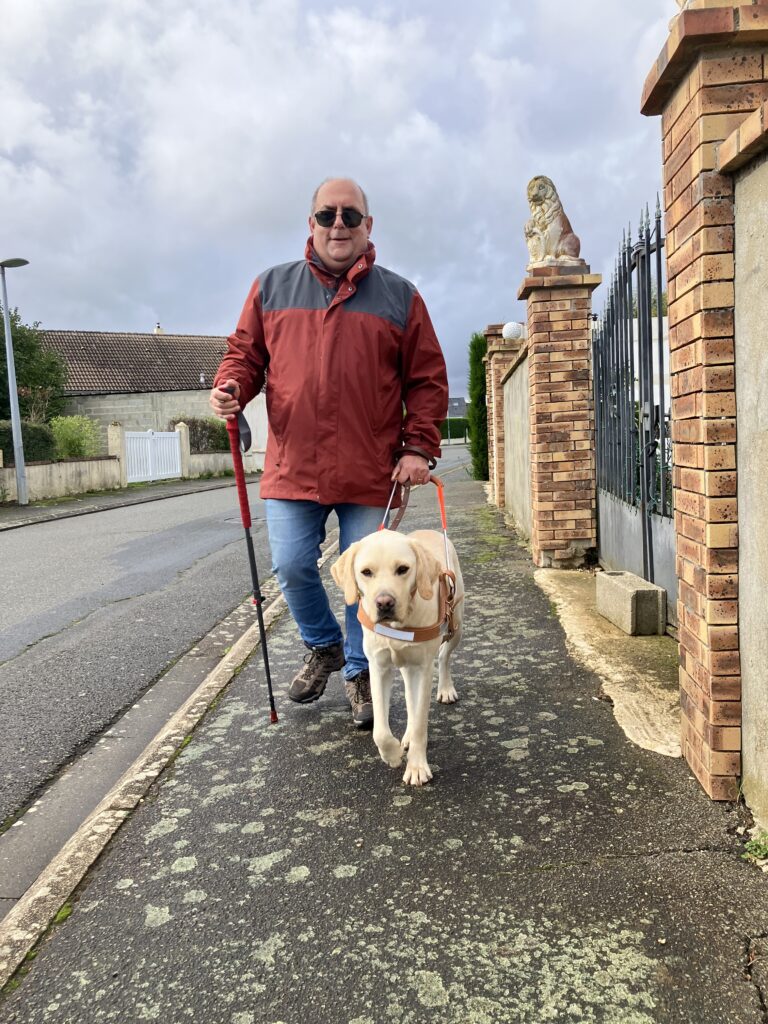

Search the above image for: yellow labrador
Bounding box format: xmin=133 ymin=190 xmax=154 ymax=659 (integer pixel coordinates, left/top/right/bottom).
xmin=331 ymin=529 xmax=464 ymax=785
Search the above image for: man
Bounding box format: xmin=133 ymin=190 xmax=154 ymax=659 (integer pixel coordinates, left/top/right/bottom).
xmin=211 ymin=178 xmax=447 ymax=727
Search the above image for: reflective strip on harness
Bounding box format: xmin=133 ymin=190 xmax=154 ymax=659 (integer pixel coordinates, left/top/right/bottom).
xmin=374 ymin=623 xmax=416 ymax=641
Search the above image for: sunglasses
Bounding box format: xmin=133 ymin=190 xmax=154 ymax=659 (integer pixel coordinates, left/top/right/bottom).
xmin=313 ymin=207 xmax=365 ymax=229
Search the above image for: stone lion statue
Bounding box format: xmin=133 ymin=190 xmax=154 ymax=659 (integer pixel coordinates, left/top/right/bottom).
xmin=524 ymin=175 xmax=581 ymax=267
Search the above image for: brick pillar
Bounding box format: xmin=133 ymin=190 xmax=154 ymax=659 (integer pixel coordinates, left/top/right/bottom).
xmin=483 ymin=324 xmax=501 ymax=502
xmin=641 ymin=4 xmax=764 ymax=800
xmin=484 ymin=324 xmax=522 ymax=507
xmin=517 ymin=265 xmax=601 ymax=568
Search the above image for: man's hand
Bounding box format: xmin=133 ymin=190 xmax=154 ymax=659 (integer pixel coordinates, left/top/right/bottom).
xmin=209 ymin=379 xmax=241 ymax=420
xmin=391 ymin=454 xmax=430 ymax=486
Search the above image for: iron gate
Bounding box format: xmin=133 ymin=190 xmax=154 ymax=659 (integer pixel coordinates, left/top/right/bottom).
xmin=592 ymin=200 xmax=675 ymax=618
xmin=125 ymin=430 xmax=182 ymax=484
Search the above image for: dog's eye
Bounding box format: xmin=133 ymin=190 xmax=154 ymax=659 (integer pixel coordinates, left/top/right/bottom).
xmin=395 ymin=565 xmax=410 ymax=576
xmin=360 ymin=568 xmax=373 ymax=577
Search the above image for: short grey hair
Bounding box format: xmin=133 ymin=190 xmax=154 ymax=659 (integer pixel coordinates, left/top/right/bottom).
xmin=310 ymin=178 xmax=369 ymax=216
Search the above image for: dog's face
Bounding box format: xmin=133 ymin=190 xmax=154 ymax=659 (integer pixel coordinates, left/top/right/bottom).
xmin=331 ymin=531 xmax=441 ymax=623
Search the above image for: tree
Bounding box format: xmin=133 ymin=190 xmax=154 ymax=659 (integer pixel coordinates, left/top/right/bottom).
xmin=650 ymin=288 xmax=668 ymax=317
xmin=0 ymin=308 xmax=68 ymax=422
xmin=467 ymin=330 xmax=488 ymax=480
xmin=632 ymin=286 xmax=668 ymax=318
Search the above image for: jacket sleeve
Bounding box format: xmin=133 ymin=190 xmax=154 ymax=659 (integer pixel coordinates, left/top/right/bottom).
xmin=398 ymin=290 xmax=449 ymax=459
xmin=213 ymin=278 xmax=268 ymax=407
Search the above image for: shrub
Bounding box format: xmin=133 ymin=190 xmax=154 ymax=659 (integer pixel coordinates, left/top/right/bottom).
xmin=440 ymin=417 xmax=469 ymax=441
xmin=0 ymin=420 xmax=56 ymax=464
xmin=168 ymin=416 xmax=229 ymax=453
xmin=50 ymin=415 xmax=101 ymax=459
xmin=467 ymin=331 xmax=488 ymax=480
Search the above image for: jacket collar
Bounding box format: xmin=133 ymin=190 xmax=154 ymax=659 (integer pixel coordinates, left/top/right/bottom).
xmin=305 ymin=238 xmax=376 ymax=288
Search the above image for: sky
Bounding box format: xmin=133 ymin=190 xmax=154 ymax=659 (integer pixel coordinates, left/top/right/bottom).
xmin=1 ymin=0 xmax=675 ymax=398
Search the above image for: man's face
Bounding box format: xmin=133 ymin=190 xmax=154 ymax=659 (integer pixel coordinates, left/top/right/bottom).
xmin=309 ymin=179 xmax=373 ymax=274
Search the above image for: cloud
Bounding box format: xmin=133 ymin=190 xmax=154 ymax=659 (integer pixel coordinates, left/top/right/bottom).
xmin=0 ymin=0 xmax=674 ymax=396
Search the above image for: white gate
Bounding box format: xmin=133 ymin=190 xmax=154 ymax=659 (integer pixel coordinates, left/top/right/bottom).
xmin=125 ymin=430 xmax=182 ymax=484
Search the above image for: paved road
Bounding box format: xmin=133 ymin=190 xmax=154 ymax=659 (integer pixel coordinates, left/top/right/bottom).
xmin=0 ymin=448 xmax=470 ymax=825
xmin=0 ymin=483 xmax=269 ymax=824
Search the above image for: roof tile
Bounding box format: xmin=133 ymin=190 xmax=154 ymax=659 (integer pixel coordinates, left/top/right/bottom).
xmin=40 ymin=331 xmax=228 ymax=394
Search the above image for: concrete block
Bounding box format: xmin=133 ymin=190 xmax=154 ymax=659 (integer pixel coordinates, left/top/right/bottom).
xmin=595 ymin=570 xmax=667 ymax=635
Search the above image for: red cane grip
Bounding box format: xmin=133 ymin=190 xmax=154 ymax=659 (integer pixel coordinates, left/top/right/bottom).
xmin=227 ymin=419 xmax=252 ymax=529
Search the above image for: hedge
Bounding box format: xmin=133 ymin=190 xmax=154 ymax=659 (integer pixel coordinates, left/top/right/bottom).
xmin=0 ymin=420 xmax=57 ymax=465
xmin=467 ymin=331 xmax=488 ymax=480
xmin=440 ymin=417 xmax=469 ymax=440
xmin=168 ymin=416 xmax=229 ymax=453
xmin=50 ymin=415 xmax=100 ymax=459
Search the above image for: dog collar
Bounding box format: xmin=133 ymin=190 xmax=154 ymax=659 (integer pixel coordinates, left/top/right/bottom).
xmin=357 ymin=571 xmax=457 ymax=643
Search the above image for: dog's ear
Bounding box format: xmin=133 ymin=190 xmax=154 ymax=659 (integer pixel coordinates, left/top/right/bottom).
xmin=331 ymin=542 xmax=361 ymax=605
xmin=410 ymin=539 xmax=442 ymax=600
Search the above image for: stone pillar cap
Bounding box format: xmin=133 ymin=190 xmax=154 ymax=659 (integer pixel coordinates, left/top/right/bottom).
xmin=642 ymin=5 xmax=768 ymax=116
xmin=517 ymin=265 xmax=602 ymax=301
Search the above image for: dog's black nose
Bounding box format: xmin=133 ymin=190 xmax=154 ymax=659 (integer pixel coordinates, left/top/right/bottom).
xmin=375 ymin=594 xmax=395 ymax=617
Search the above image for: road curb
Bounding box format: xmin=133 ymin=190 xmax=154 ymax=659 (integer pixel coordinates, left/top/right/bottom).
xmin=0 ymin=540 xmax=339 ymax=989
xmin=0 ymin=476 xmax=259 ymax=532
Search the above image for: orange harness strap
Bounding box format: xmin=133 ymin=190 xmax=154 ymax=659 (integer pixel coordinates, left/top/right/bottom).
xmin=379 ymin=474 xmax=445 ymax=535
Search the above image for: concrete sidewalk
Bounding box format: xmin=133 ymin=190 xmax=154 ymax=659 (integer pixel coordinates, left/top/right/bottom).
xmin=0 ymin=476 xmax=765 ymax=1022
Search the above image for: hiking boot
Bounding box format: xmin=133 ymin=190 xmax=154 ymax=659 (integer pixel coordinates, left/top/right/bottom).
xmin=345 ymin=670 xmax=374 ymax=728
xmin=288 ymin=643 xmax=345 ymax=704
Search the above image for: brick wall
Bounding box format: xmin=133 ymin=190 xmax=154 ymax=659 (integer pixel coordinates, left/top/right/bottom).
xmin=517 ymin=267 xmax=601 ymax=568
xmin=641 ymin=4 xmax=768 ymax=799
xmin=502 ymin=350 xmax=532 ymax=539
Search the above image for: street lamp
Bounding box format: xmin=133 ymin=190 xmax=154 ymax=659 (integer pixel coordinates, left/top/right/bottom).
xmin=502 ymin=321 xmax=526 ymax=342
xmin=1 ymin=257 xmax=30 ymax=505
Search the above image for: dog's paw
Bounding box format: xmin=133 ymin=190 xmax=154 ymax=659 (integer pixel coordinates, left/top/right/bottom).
xmin=377 ymin=735 xmax=403 ymax=768
xmin=436 ymin=685 xmax=459 ymax=704
xmin=402 ymin=760 xmax=433 ymax=786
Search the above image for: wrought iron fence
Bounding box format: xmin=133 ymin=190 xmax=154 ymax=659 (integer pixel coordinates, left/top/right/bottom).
xmin=592 ymin=199 xmax=672 ymax=575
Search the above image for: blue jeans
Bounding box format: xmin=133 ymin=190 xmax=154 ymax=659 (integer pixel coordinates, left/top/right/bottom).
xmin=264 ymin=500 xmax=386 ymax=679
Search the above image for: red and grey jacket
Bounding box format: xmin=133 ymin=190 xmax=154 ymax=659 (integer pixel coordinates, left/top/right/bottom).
xmin=214 ymin=239 xmax=448 ymax=506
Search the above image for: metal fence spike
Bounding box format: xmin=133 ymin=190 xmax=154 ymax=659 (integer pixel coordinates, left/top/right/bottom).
xmin=594 ymin=197 xmax=671 ymax=528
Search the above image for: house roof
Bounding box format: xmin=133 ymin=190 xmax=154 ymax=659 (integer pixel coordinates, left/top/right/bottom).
xmin=40 ymin=330 xmax=228 ymax=395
